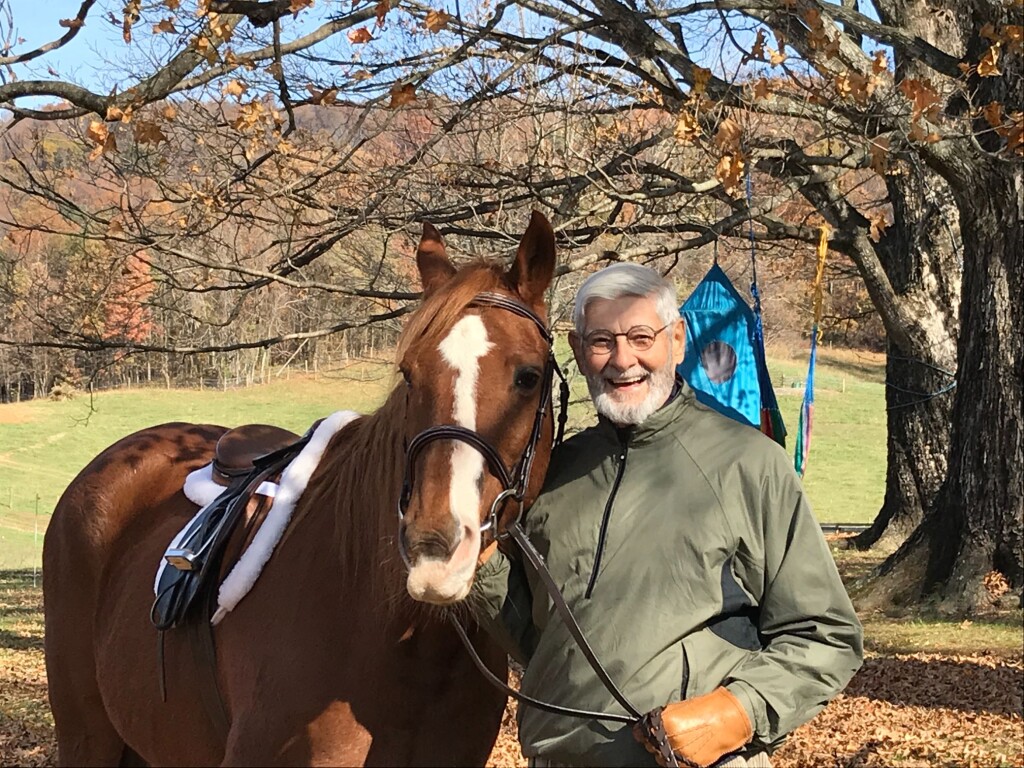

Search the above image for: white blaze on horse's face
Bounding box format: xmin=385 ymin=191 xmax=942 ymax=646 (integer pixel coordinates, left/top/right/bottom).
xmin=405 ymin=314 xmax=494 ymax=604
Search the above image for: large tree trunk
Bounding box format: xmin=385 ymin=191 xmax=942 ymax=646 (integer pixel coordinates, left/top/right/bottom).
xmin=850 ymin=171 xmax=960 ymax=550
xmin=864 ymin=161 xmax=1024 ymax=613
xmin=858 ymin=0 xmax=1024 ymax=613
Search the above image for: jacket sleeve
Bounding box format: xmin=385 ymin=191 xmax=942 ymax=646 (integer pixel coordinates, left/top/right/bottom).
xmin=469 ymin=548 xmax=538 ymax=666
xmin=724 ymin=462 xmax=864 ymax=747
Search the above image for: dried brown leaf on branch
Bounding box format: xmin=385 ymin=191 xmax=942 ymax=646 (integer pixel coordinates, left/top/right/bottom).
xmin=868 ymin=136 xmax=890 ymax=175
xmin=133 ymin=121 xmax=168 ymax=145
xmin=978 ymin=44 xmax=1002 ymax=77
xmin=899 ymin=78 xmax=940 ymax=123
xmin=425 ymin=10 xmax=452 ymax=33
xmin=348 ymin=27 xmax=373 ymax=44
xmin=715 ymin=152 xmax=746 ymax=197
xmin=673 ymin=111 xmax=701 ymax=145
xmin=58 ymin=18 xmax=84 ymax=29
xmin=691 ymin=66 xmax=711 ymax=98
xmin=388 ymin=83 xmax=417 ymax=108
xmin=222 ymin=80 xmax=247 ymax=98
xmin=869 ymin=213 xmax=888 ymax=242
xmin=713 ymin=116 xmax=742 ymax=152
xmin=123 ymin=0 xmax=141 ymax=43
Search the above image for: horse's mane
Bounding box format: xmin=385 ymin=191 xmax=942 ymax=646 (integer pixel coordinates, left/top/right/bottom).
xmin=297 ymin=260 xmax=511 ymax=615
xmin=395 ymin=261 xmax=511 ymax=366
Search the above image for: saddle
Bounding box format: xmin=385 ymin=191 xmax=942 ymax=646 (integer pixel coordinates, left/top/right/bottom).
xmin=212 ymin=424 xmax=300 ymax=485
xmin=151 ymin=424 xmax=308 ymax=632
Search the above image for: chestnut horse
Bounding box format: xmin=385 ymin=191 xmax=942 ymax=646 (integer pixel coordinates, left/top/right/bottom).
xmin=43 ymin=212 xmax=558 ymax=766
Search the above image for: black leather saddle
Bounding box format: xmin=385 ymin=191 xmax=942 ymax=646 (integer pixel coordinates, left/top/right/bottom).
xmin=150 ymin=423 xmax=310 ymax=631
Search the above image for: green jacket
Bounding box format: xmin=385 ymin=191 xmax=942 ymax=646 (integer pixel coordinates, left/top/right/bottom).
xmin=470 ymin=384 xmax=863 ymax=766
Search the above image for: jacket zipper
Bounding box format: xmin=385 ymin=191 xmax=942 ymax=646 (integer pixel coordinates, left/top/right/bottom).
xmin=584 ymin=441 xmax=628 ymax=598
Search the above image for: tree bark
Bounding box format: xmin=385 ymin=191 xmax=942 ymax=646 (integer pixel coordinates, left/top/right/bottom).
xmin=856 ymin=0 xmax=1024 ymax=612
xmin=850 ymin=169 xmax=960 ymax=549
xmin=865 ymin=161 xmax=1024 ymax=612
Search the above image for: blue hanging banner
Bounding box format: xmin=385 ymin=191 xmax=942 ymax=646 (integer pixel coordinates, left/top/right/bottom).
xmin=677 ymin=264 xmax=764 ymax=430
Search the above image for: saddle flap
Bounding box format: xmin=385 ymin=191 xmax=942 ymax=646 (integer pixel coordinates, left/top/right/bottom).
xmin=213 ymin=424 xmax=300 ymax=482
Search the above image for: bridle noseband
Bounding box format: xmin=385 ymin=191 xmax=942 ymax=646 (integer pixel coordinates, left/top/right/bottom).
xmin=398 ymin=291 xmax=568 ymax=537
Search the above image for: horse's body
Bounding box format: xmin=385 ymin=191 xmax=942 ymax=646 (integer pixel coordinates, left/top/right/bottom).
xmin=44 ymin=215 xmax=557 ymax=766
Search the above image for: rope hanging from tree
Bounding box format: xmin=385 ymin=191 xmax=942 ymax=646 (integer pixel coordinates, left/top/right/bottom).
xmin=795 ymin=225 xmax=829 ymax=477
xmin=745 ymin=168 xmax=787 ymax=446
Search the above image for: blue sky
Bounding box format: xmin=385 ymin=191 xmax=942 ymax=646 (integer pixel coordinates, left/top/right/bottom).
xmin=1 ymin=0 xmax=889 ymax=111
xmin=4 ymin=0 xmax=126 ymax=91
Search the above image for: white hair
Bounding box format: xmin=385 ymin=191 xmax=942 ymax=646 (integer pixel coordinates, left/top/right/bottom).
xmin=573 ymin=263 xmax=678 ymax=334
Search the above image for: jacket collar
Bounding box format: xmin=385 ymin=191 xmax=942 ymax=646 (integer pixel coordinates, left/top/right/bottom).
xmin=596 ymin=375 xmax=694 ymax=447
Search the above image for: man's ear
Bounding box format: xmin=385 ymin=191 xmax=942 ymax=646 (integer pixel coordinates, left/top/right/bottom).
xmin=568 ymin=330 xmax=588 ymax=374
xmin=417 ymin=223 xmax=457 ymax=297
xmin=671 ymin=317 xmax=686 ymax=366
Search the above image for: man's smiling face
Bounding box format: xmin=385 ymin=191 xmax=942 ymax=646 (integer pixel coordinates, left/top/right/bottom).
xmin=570 ymin=294 xmax=686 ymax=426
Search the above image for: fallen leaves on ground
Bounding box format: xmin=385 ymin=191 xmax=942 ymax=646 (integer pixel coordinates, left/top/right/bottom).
xmin=487 ymin=651 xmax=1023 ymax=767
xmin=2 ymin=570 xmax=1020 ymax=768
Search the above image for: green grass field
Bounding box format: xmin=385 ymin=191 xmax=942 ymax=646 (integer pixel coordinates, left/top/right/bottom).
xmin=0 ymin=349 xmax=886 ymax=569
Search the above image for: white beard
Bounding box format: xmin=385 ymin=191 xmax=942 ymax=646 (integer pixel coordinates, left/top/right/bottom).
xmin=587 ymin=357 xmax=677 ymax=426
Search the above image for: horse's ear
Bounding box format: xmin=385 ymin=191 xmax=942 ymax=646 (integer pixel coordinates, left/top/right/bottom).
xmin=417 ymin=222 xmax=457 ymax=297
xmin=508 ymin=211 xmax=556 ymax=306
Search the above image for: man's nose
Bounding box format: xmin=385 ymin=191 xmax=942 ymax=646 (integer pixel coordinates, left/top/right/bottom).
xmin=607 ymin=337 xmax=639 ymax=369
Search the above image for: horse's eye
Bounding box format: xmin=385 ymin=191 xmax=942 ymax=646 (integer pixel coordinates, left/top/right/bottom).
xmin=400 ymin=366 xmax=412 ymax=387
xmin=514 ymin=366 xmax=542 ymax=391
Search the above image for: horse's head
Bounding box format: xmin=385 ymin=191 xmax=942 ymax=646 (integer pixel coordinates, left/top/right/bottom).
xmin=397 ymin=212 xmax=557 ymax=604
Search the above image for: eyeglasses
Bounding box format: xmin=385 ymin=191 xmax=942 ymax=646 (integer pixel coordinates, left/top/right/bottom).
xmin=582 ymin=323 xmax=672 ymax=355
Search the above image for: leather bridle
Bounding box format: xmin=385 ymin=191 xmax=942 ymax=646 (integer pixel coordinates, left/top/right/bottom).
xmin=398 ymin=291 xmax=569 ymax=537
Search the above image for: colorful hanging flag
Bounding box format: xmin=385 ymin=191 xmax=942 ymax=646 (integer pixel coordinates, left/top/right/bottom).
xmin=795 ymin=225 xmax=829 ymax=477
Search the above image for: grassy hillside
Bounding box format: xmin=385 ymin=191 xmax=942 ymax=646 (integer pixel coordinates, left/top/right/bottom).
xmin=0 ymin=349 xmax=886 ymax=569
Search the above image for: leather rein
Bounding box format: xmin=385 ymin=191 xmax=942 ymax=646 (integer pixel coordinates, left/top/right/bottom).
xmin=397 ymin=291 xmax=651 ymax=731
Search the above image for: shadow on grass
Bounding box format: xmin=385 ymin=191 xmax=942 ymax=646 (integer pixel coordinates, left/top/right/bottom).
xmin=849 ymin=654 xmax=1023 ymax=717
xmin=777 ymin=348 xmax=887 ymax=384
xmin=0 ymin=627 xmax=43 ymax=651
xmin=0 ymin=569 xmax=43 ymax=591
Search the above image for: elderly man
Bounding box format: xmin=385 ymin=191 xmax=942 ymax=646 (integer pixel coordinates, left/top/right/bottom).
xmin=471 ymin=263 xmax=862 ymax=768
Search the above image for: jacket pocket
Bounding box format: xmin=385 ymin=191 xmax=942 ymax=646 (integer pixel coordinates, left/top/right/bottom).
xmin=680 ymin=626 xmax=757 ymax=700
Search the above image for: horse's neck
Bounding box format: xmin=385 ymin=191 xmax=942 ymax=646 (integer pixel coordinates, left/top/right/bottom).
xmin=296 ymin=386 xmax=410 ymax=611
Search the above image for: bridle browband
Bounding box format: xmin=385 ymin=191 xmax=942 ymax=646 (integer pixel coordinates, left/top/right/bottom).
xmin=398 ymin=291 xmax=568 ymax=536
xmin=397 ymin=290 xmax=667 ymax=761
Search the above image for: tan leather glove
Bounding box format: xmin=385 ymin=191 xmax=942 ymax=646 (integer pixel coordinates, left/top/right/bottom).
xmin=633 ymin=687 xmax=753 ymax=768
xmin=477 ymin=540 xmax=498 ymax=567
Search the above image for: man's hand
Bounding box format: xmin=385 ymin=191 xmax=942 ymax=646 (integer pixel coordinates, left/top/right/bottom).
xmin=633 ymin=687 xmax=753 ymax=768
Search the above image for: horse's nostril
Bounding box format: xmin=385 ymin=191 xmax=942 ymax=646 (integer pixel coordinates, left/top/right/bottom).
xmin=403 ymin=526 xmax=459 ymax=561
